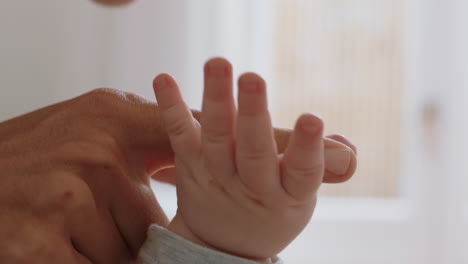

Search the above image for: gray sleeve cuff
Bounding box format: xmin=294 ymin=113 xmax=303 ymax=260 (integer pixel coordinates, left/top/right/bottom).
xmin=137 ymin=224 xmax=283 ymax=264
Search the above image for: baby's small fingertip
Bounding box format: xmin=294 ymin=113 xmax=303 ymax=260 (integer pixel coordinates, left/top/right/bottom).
xmin=204 ymin=58 xmax=232 ymax=77
xmin=153 ymin=74 xmax=175 ymax=91
xmin=238 ymin=74 xmax=265 ymax=94
xmin=296 ymin=113 xmax=323 ymax=135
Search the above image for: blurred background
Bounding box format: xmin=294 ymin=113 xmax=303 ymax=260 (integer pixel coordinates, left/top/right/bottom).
xmin=1 ymin=0 xmax=467 ymax=263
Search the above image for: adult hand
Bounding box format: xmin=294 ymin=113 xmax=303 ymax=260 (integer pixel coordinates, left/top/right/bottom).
xmin=0 ymin=89 xmax=177 ymax=263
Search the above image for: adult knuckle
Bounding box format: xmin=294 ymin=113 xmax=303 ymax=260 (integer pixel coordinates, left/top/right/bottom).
xmin=83 ymin=88 xmax=148 ymax=108
xmin=78 ymin=88 xmax=126 ymax=116
xmin=89 ymin=132 xmax=124 ymax=164
xmin=77 ymin=88 xmax=152 ymax=134
xmin=86 ymin=87 xmax=123 ymax=100
xmin=58 ymin=183 xmax=90 ymax=212
xmin=45 ymin=175 xmax=94 ymax=214
xmin=62 ymin=139 xmax=128 ymax=182
xmin=65 ymin=131 xmax=125 ymax=164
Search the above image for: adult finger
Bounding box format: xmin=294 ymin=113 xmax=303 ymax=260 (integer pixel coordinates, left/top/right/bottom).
xmin=200 ymin=58 xmax=237 ymax=177
xmin=151 ymin=167 xmax=176 ymax=185
xmin=0 ymin=220 xmax=92 ymax=264
xmin=71 ymin=249 xmax=93 ymax=264
xmin=326 ymin=134 xmax=357 ymax=155
xmin=281 ymin=113 xmax=324 ymax=201
xmin=274 ymin=128 xmax=356 ymax=183
xmin=323 ymin=135 xmax=357 ymax=183
xmin=70 ymin=215 xmax=131 ymax=264
xmin=236 ymin=73 xmax=278 ymax=194
xmin=153 ymin=74 xmax=200 ymax=163
xmin=65 ymin=179 xmax=131 ymax=263
xmin=109 ymin=182 xmax=168 ymax=259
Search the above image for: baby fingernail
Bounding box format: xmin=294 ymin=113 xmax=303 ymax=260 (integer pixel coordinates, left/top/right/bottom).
xmin=154 ymin=75 xmax=171 ymax=90
xmin=325 ymin=148 xmax=352 ymax=175
xmin=240 ymin=79 xmax=259 ymax=93
xmin=300 ymin=114 xmax=322 ymax=134
xmin=205 ymin=60 xmax=229 ymax=78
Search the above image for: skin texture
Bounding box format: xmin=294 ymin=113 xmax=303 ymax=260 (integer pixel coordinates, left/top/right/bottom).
xmin=0 ymin=1 xmax=357 ymax=264
xmin=0 ymin=89 xmax=171 ymax=263
xmin=151 ymin=113 xmax=357 ymax=185
xmin=157 ymin=58 xmax=355 ymax=261
xmin=0 ymin=60 xmax=357 ymax=263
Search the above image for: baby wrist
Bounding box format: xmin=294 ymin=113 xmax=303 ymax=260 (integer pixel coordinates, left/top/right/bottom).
xmin=167 ymin=217 xmax=274 ymax=263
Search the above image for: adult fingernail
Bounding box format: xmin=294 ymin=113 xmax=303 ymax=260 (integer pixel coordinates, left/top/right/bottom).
xmin=325 ymin=148 xmax=352 ymax=175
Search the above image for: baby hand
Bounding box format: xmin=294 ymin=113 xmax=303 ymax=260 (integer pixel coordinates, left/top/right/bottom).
xmin=153 ymin=58 xmax=325 ymax=262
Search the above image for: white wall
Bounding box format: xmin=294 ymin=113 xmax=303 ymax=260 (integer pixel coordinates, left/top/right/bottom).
xmin=413 ymin=0 xmax=468 ymax=263
xmin=429 ymin=1 xmax=468 ymax=263
xmin=0 ymin=0 xmax=189 ymax=121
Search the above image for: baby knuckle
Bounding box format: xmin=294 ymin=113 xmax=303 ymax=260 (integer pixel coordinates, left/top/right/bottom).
xmin=288 ymin=165 xmax=324 ymax=178
xmin=238 ymin=149 xmax=271 ymax=162
xmin=203 ymin=129 xmax=230 ymax=145
xmin=238 ymin=140 xmax=272 ymax=159
xmin=166 ymin=117 xmax=191 ymax=138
